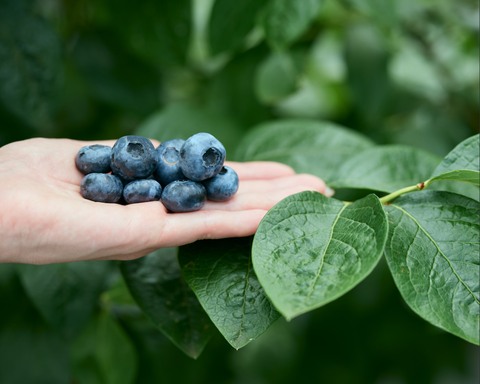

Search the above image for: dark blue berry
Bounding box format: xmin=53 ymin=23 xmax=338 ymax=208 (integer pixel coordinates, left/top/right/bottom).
xmin=75 ymin=145 xmax=112 ymax=175
xmin=161 ymin=180 xmax=206 ymax=213
xmin=202 ymin=166 xmax=239 ymax=201
xmin=179 ymin=133 xmax=226 ymax=181
xmin=80 ymin=173 xmax=123 ymax=203
xmin=123 ymin=179 xmax=162 ymax=204
xmin=153 ymin=139 xmax=186 ymax=186
xmin=111 ymin=136 xmax=158 ymax=182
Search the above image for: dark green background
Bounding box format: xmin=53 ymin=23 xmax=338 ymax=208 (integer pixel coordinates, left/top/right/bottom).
xmin=0 ymin=0 xmax=478 ymax=383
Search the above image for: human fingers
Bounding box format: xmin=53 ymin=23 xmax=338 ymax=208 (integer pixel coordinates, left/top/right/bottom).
xmin=237 ymin=173 xmax=328 ymax=194
xmin=203 ymin=183 xmax=330 ymax=212
xmin=156 ymin=209 xmax=267 ymax=248
xmin=224 ymin=161 xmax=295 ymax=180
xmin=95 ymin=174 xmax=330 ymax=256
xmin=90 ymin=206 xmax=266 ymax=261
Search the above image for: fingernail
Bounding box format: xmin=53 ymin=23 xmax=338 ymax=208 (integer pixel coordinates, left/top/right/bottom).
xmin=325 ymin=187 xmax=335 ymax=197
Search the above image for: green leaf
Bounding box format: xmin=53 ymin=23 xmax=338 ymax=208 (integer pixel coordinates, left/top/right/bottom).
xmin=252 ymin=192 xmax=388 ymax=320
xmin=328 ymin=145 xmax=442 ymax=192
xmin=235 ymin=119 xmax=374 ymax=182
xmin=254 ymin=51 xmax=299 ymax=104
xmin=208 ymin=0 xmax=268 ymax=55
xmin=71 ymin=311 xmax=137 ymax=384
xmin=135 ymin=103 xmax=244 ymax=155
xmin=178 ymin=237 xmax=281 ymax=350
xmin=0 ymin=0 xmax=61 ymax=129
xmin=18 ymin=261 xmax=112 ymax=340
xmin=121 ymin=247 xmax=212 ymax=359
xmin=384 ymin=191 xmax=479 ymax=345
xmin=429 ymin=134 xmax=480 ymax=186
xmin=430 ymin=170 xmax=479 ymax=186
xmin=259 ymin=0 xmax=324 ymax=50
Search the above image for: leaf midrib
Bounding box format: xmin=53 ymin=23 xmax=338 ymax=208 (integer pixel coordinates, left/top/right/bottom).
xmin=393 ymin=204 xmax=480 ymax=305
xmin=305 ymin=203 xmax=348 ymax=301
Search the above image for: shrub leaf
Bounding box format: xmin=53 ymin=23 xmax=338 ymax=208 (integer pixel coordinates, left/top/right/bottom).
xmin=252 ymin=192 xmax=388 ymax=320
xmin=178 ymin=237 xmax=280 ymax=350
xmin=384 ymin=190 xmax=479 ymax=345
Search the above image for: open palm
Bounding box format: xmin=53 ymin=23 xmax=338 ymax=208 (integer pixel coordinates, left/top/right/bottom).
xmin=0 ymin=138 xmax=329 ymax=264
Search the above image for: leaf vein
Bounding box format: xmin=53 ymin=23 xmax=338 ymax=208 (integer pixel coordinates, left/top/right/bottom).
xmin=393 ymin=205 xmax=480 ymax=306
xmin=305 ymin=204 xmax=348 ymax=301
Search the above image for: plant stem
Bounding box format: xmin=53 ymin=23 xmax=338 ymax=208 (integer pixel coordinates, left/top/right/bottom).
xmin=379 ymin=182 xmax=428 ymax=205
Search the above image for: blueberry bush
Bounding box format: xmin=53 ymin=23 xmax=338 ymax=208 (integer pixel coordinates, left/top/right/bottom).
xmin=0 ymin=0 xmax=479 ymax=383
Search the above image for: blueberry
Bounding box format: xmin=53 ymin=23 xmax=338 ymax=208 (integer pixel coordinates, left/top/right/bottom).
xmin=75 ymin=145 xmax=112 ymax=175
xmin=153 ymin=139 xmax=186 ymax=186
xmin=111 ymin=136 xmax=158 ymax=182
xmin=123 ymin=179 xmax=162 ymax=204
xmin=179 ymin=133 xmax=226 ymax=181
xmin=80 ymin=173 xmax=123 ymax=203
xmin=161 ymin=180 xmax=207 ymax=213
xmin=202 ymin=166 xmax=239 ymax=201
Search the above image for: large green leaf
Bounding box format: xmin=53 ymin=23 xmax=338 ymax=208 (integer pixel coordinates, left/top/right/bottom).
xmin=208 ymin=0 xmax=268 ymax=55
xmin=121 ymin=247 xmax=213 ymax=359
xmin=252 ymin=192 xmax=388 ymax=320
xmin=384 ymin=191 xmax=479 ymax=345
xmin=135 ymin=103 xmax=244 ymax=155
xmin=18 ymin=261 xmax=112 ymax=340
xmin=428 ymin=134 xmax=480 ymax=186
xmin=259 ymin=0 xmax=324 ymax=50
xmin=70 ymin=311 xmax=137 ymax=384
xmin=0 ymin=0 xmax=61 ymax=129
xmin=235 ymin=119 xmax=374 ymax=182
xmin=328 ymin=145 xmax=441 ymax=192
xmin=178 ymin=237 xmax=281 ymax=350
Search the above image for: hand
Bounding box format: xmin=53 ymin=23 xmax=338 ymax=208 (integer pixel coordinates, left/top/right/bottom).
xmin=0 ymin=138 xmax=332 ymax=264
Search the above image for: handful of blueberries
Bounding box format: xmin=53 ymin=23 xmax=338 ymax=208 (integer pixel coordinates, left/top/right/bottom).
xmin=76 ymin=133 xmax=239 ymax=212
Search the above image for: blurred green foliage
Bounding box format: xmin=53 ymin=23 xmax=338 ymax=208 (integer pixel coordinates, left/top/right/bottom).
xmin=0 ymin=0 xmax=478 ymax=383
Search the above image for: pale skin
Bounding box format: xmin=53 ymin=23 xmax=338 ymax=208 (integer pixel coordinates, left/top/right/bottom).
xmin=0 ymin=138 xmax=332 ymax=265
